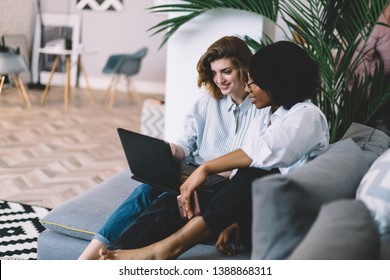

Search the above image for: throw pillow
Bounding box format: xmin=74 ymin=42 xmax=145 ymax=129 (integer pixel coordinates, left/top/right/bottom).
xmin=251 ymin=139 xmax=370 ymax=260
xmin=287 ymin=200 xmax=380 ymax=260
xmin=341 ymin=122 xmax=390 ymax=166
xmin=356 ymin=148 xmax=390 ymax=235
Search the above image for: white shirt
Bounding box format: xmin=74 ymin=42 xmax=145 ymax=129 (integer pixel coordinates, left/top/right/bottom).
xmin=176 ymin=93 xmax=261 ymax=165
xmin=240 ymin=101 xmax=329 ymax=175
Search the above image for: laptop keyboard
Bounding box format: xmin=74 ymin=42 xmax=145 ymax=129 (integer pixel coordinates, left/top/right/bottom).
xmin=178 ymin=163 xmax=197 ymax=182
xmin=180 ymin=164 xmax=196 ymax=175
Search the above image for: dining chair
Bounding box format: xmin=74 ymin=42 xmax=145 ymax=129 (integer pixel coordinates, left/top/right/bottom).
xmin=101 ymin=47 xmax=148 ymax=108
xmin=0 ymin=51 xmax=32 ymax=108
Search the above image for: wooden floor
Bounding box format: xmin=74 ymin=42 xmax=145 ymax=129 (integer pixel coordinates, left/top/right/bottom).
xmin=0 ymin=83 xmax=162 ymax=209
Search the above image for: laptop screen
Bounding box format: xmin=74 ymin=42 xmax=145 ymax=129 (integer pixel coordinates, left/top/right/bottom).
xmin=117 ymin=128 xmax=182 ymax=192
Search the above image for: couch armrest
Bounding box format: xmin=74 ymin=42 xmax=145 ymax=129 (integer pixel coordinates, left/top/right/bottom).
xmin=40 ymin=169 xmax=138 ymax=240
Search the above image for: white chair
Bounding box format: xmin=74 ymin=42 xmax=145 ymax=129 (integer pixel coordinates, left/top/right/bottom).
xmin=0 ymin=51 xmax=32 ymax=108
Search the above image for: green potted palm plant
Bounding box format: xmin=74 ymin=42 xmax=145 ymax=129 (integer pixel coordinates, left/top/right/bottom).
xmin=148 ymin=0 xmax=390 ymax=143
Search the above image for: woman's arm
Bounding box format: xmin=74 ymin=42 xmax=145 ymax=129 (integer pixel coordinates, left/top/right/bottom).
xmin=175 ymin=95 xmax=208 ymax=161
xmin=170 ymin=143 xmax=185 ymax=161
xmin=179 ymin=148 xmax=252 ymax=219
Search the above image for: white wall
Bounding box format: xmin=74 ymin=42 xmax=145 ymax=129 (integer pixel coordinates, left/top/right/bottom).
xmin=1 ymin=0 xmax=167 ymax=95
xmin=164 ymin=8 xmax=264 ymax=141
xmin=0 ymin=0 xmax=35 ymax=50
xmin=0 ymin=0 xmax=35 ymax=82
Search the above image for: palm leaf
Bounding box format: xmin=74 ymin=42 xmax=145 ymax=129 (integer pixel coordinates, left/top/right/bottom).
xmin=148 ymin=0 xmax=390 ymax=142
xmin=148 ymin=0 xmax=280 ymax=49
xmin=275 ymin=0 xmax=389 ymax=142
xmin=242 ymin=33 xmax=274 ymax=53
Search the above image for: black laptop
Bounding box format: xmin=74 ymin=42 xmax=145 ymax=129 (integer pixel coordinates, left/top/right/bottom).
xmin=117 ymin=128 xmax=226 ymax=194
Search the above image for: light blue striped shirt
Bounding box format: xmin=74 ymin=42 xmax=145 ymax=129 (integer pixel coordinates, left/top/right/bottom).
xmin=176 ymin=93 xmax=260 ymax=165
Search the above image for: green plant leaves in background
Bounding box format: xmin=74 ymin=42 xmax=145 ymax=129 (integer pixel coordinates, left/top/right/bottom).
xmin=149 ymin=0 xmax=390 ymax=143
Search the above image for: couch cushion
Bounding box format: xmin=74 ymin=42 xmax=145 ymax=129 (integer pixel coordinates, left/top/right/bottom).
xmin=287 ymin=200 xmax=380 ymax=260
xmin=38 ymin=229 xmax=89 ymax=260
xmin=356 ymin=148 xmax=390 ymax=235
xmin=381 ymin=233 xmax=390 ymax=260
xmin=178 ymin=244 xmax=251 ymax=260
xmin=40 ymin=170 xmax=138 ymax=240
xmin=37 ymin=229 xmax=251 ymax=260
xmin=251 ymin=139 xmax=370 ymax=260
xmin=341 ymin=122 xmax=390 ymax=166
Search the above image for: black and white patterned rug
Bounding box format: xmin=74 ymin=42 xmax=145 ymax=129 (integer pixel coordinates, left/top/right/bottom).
xmin=0 ymin=200 xmax=50 ymax=260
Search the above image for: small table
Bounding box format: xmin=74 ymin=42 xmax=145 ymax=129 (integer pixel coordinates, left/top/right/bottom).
xmin=38 ymin=47 xmax=95 ymax=110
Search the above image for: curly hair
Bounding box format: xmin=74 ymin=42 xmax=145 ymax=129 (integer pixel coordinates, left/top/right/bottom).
xmin=197 ymin=36 xmax=253 ymax=100
xmin=249 ymin=41 xmax=321 ymax=109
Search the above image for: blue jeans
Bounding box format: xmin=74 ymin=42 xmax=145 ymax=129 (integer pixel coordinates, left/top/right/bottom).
xmin=94 ymin=183 xmax=165 ymax=247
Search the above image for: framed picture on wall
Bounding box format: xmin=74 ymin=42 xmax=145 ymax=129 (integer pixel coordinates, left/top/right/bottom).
xmin=76 ymin=0 xmax=124 ymax=12
xmin=30 ymin=13 xmax=81 ymax=87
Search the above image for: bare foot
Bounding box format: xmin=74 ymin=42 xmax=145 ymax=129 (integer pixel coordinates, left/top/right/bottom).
xmin=78 ymin=239 xmax=106 ymax=260
xmin=98 ymin=217 xmax=210 ymax=260
xmin=98 ymin=246 xmax=159 ymax=260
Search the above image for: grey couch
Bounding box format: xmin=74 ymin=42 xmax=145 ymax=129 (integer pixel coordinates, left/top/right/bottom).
xmin=37 ymin=123 xmax=390 ymax=260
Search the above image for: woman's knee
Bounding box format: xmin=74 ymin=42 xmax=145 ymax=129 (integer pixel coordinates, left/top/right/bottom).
xmin=132 ymin=184 xmax=161 ymax=202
